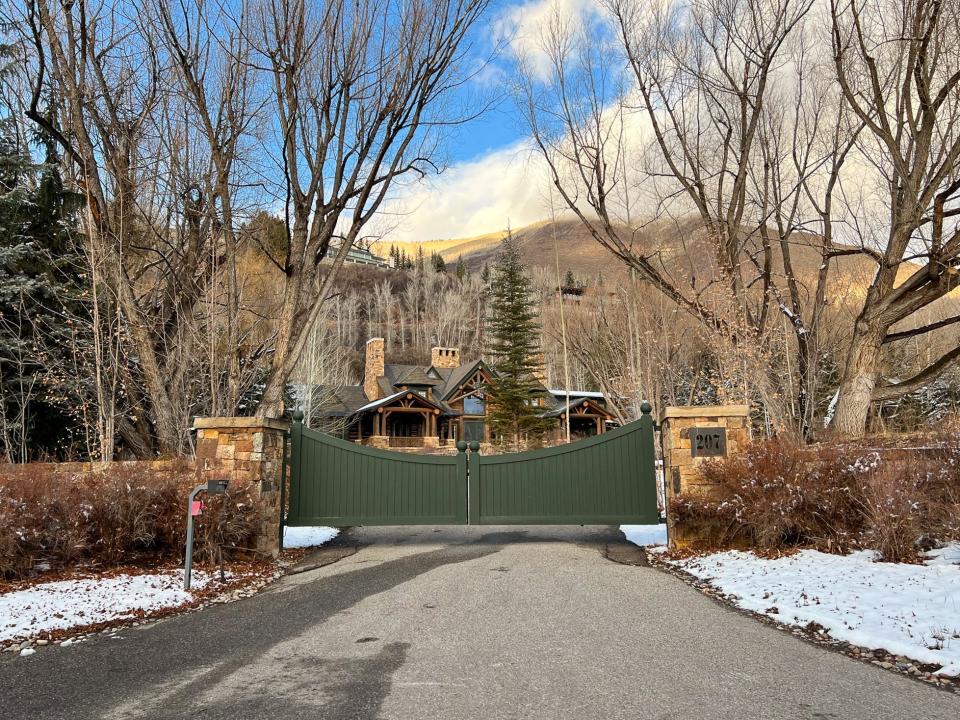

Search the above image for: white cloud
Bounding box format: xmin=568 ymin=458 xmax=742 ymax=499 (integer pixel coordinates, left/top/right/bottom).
xmin=371 ymin=0 xmax=618 ymax=243
xmin=377 ymin=140 xmax=554 ymax=242
xmin=494 ymin=0 xmax=606 ymax=81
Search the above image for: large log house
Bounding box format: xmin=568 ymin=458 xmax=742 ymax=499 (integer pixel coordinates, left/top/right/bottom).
xmin=310 ymin=338 xmax=617 ymax=449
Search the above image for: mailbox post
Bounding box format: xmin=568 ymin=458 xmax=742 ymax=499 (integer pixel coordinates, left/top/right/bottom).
xmin=184 ymin=479 xmax=229 ymax=590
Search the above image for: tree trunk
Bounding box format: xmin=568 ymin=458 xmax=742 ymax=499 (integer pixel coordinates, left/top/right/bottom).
xmin=831 ymin=321 xmax=885 ymax=437
xmin=259 ymin=274 xmax=302 ymax=418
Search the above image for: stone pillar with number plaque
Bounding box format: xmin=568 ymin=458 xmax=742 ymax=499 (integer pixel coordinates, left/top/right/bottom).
xmin=660 ymin=405 xmax=750 ymax=549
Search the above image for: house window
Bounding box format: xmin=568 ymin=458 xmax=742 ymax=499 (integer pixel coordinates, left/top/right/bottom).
xmin=463 ymin=420 xmax=484 ymax=442
xmin=463 ymin=395 xmax=485 ymax=415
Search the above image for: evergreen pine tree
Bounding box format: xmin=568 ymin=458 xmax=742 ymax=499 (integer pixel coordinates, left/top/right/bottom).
xmin=480 ymin=263 xmax=490 ymax=285
xmin=0 ymin=76 xmax=86 ymax=459
xmin=415 ymin=245 xmax=425 ymax=273
xmin=484 ymin=230 xmax=552 ymax=449
xmin=430 ymin=251 xmax=446 ymax=273
xmin=456 ymin=254 xmax=467 ymax=281
xmin=563 ymin=269 xmax=576 ymax=287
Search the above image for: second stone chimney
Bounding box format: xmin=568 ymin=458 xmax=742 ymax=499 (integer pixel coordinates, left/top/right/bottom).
xmin=364 ymin=338 xmax=385 ymax=401
xmin=532 ymin=351 xmax=548 ymax=387
xmin=431 ymin=346 xmax=461 ymax=369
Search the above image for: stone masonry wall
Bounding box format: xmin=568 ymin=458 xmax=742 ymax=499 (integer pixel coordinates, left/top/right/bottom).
xmin=660 ymin=405 xmax=750 ymax=549
xmin=193 ymin=416 xmax=289 ymax=557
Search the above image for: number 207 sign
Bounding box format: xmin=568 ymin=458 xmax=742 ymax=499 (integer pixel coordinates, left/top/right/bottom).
xmin=690 ymin=427 xmax=726 ymax=458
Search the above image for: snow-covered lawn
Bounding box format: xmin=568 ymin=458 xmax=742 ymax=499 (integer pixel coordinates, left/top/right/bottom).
xmin=619 ymin=524 xmax=667 ymax=547
xmin=0 ymin=527 xmax=339 ymax=650
xmin=283 ymin=526 xmax=339 ymax=548
xmin=647 ymin=543 xmax=960 ymax=677
xmin=0 ymin=570 xmax=222 ymax=645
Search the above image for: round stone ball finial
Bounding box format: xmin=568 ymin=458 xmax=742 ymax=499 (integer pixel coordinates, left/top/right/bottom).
xmin=291 ymin=409 xmax=305 ymax=423
xmin=456 ymin=440 xmax=468 ymax=452
xmin=640 ymin=401 xmax=653 ymax=415
xmin=469 ymin=440 xmax=480 ymax=453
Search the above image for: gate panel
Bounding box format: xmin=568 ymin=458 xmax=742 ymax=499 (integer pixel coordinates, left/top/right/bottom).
xmin=287 ymin=422 xmax=467 ymax=526
xmin=471 ymin=406 xmax=658 ymax=525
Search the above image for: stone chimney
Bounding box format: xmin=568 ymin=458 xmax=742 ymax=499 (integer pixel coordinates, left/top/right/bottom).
xmin=431 ymin=346 xmax=461 ymax=370
xmin=532 ymin=351 xmax=548 ymax=387
xmin=364 ymin=338 xmax=385 ymax=401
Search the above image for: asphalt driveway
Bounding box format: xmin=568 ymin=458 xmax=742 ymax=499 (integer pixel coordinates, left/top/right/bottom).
xmin=2 ymin=526 xmax=959 ymax=719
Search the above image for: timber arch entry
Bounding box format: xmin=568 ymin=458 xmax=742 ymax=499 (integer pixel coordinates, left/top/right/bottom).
xmin=283 ymin=405 xmax=658 ymax=529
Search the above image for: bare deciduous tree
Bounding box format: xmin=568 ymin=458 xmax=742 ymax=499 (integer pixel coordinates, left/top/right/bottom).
xmin=518 ymin=0 xmax=826 ymax=432
xmin=152 ymin=0 xmax=259 ymax=416
xmin=829 ymin=0 xmax=960 ymax=436
xmin=250 ymin=0 xmax=490 ymax=416
xmin=24 ymin=0 xmax=263 ymax=455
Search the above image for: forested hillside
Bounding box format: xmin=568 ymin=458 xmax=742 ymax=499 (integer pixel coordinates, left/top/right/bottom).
xmin=290 ymin=216 xmax=960 ymax=437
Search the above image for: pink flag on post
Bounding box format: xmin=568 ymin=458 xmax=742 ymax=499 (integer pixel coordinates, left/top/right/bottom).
xmin=190 ymin=500 xmax=203 ymax=516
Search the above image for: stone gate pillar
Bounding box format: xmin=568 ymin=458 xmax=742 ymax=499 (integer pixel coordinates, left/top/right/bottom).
xmin=660 ymin=405 xmax=750 ymax=548
xmin=192 ymin=416 xmax=290 ymax=557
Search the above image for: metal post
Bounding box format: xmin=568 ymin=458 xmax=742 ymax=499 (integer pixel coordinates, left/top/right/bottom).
xmin=184 ymin=479 xmax=229 ymax=591
xmin=183 ymin=483 xmax=205 ymax=591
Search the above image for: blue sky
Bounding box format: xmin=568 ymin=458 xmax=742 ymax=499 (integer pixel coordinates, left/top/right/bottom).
xmin=382 ymin=0 xmax=594 ymax=242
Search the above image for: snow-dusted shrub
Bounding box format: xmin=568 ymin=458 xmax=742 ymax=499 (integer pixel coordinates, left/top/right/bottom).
xmin=0 ymin=461 xmax=262 ymax=579
xmin=671 ymin=438 xmax=960 ymax=562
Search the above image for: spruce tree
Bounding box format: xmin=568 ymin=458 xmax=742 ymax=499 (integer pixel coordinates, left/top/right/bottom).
xmin=456 ymin=254 xmax=467 ymax=281
xmin=485 ymin=230 xmax=552 ymax=448
xmin=430 ymin=251 xmax=446 ymax=273
xmin=0 ymin=84 xmax=86 ymax=459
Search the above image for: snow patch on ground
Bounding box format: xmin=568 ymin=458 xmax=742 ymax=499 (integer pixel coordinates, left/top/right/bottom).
xmin=926 ymin=543 xmax=960 ymax=567
xmin=620 ymin=524 xmax=667 ymax=547
xmin=662 ymin=544 xmax=960 ymax=676
xmin=0 ymin=570 xmax=220 ymax=643
xmin=283 ymin=526 xmax=339 ymax=548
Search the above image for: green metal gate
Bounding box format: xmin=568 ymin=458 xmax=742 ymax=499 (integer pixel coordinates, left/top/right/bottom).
xmin=285 ymin=423 xmax=467 ymax=526
xmin=467 ymin=408 xmax=658 ymax=524
xmin=285 ymin=404 xmax=658 ymax=528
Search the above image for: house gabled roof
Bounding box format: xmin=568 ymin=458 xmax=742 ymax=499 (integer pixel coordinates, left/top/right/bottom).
xmin=353 ymin=389 xmax=447 ymax=415
xmin=307 ymin=385 xmax=371 ymax=417
xmin=439 ymin=359 xmax=496 ymax=400
xmin=540 ymin=396 xmax=615 ymax=419
xmin=395 ymin=366 xmax=442 ymax=386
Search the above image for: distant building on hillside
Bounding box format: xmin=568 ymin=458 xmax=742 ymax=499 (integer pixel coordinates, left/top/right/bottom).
xmin=302 ymin=338 xmax=618 ymax=449
xmin=326 ymin=241 xmax=390 ymax=269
